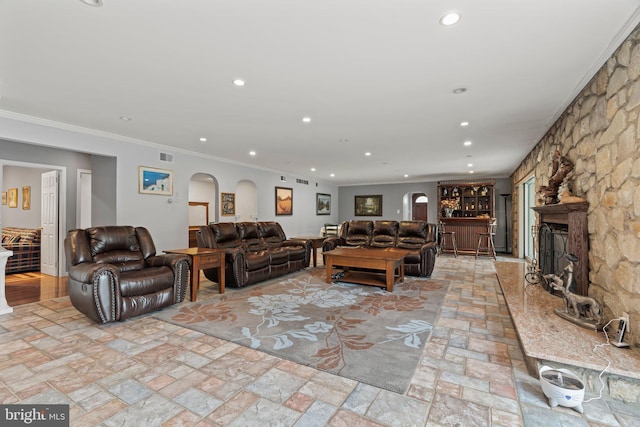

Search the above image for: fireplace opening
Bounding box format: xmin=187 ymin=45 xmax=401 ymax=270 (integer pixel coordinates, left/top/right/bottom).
xmin=538 ymin=223 xmax=574 ymax=295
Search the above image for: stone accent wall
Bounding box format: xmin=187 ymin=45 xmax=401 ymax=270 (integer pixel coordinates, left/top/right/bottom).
xmin=511 ymin=24 xmax=640 ymax=345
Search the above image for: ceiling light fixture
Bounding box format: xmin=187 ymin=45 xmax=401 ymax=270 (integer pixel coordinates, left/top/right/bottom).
xmin=119 ymin=116 xmax=131 ymax=121
xmin=404 ymin=174 xmax=409 ymax=178
xmin=233 ymin=79 xmax=245 ymax=86
xmin=469 ymin=170 xmax=475 ymax=174
xmin=452 ymin=87 xmax=467 ymax=94
xmin=440 ymin=12 xmax=461 ymax=26
xmin=464 ymin=141 xmax=472 ymax=146
xmin=339 ymin=139 xmax=349 ymax=143
xmin=467 ymin=163 xmax=473 ymax=167
xmin=249 ymin=151 xmax=256 ymax=156
xmin=302 ymin=117 xmax=311 ymax=123
xmin=365 ymin=152 xmax=371 ymax=156
xmin=310 ymin=168 xmax=316 ymax=172
xmin=330 ymin=173 xmax=335 ymax=177
xmin=199 ymin=137 xmax=207 ymax=142
xmin=80 ymin=0 xmax=103 ymax=6
xmin=460 ymin=121 xmax=469 ymax=127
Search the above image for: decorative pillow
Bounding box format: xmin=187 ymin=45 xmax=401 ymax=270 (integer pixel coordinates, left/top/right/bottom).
xmin=3 ymin=234 xmax=21 ymax=244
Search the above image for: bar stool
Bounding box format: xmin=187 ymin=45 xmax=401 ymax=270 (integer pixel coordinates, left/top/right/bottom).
xmin=476 ymin=218 xmax=497 ymax=259
xmin=438 ymin=221 xmax=458 ymax=257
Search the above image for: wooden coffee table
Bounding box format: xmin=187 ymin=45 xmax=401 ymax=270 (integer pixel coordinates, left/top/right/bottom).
xmin=164 ymin=247 xmax=225 ymax=301
xmin=324 ymin=247 xmax=409 ymax=291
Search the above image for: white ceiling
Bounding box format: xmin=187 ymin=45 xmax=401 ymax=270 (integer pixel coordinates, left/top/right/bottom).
xmin=1 ymin=1 xmax=639 ymax=186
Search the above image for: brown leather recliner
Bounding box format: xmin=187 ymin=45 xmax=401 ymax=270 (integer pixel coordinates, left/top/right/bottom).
xmin=64 ymin=226 xmax=190 ymax=323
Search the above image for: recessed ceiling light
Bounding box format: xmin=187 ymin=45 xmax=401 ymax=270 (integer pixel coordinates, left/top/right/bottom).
xmin=302 ymin=117 xmax=311 ymax=123
xmin=330 ymin=173 xmax=335 ymax=177
xmin=464 ymin=141 xmax=472 ymax=146
xmin=460 ymin=121 xmax=469 ymax=127
xmin=119 ymin=116 xmax=131 ymax=121
xmin=452 ymin=87 xmax=467 ymax=94
xmin=404 ymin=174 xmax=409 ymax=178
xmin=310 ymin=168 xmax=316 ymax=172
xmin=467 ymin=163 xmax=473 ymax=167
xmin=365 ymin=152 xmax=371 ymax=156
xmin=199 ymin=137 xmax=207 ymax=142
xmin=469 ymin=170 xmax=474 ymax=174
xmin=249 ymin=151 xmax=256 ymax=156
xmin=80 ymin=0 xmax=103 ymax=6
xmin=233 ymin=79 xmax=245 ymax=86
xmin=440 ymin=12 xmax=461 ymax=26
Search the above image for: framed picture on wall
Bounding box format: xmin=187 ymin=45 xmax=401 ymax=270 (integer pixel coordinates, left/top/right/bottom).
xmin=1 ymin=192 xmax=6 ymax=205
xmin=275 ymin=186 xmax=293 ymax=215
xmin=316 ymin=193 xmax=331 ymax=215
xmin=22 ymin=186 xmax=30 ymax=210
xmin=7 ymin=188 xmax=18 ymax=208
xmin=221 ymin=192 xmax=235 ymax=216
xmin=138 ymin=166 xmax=173 ymax=195
xmin=354 ymin=194 xmax=382 ymax=216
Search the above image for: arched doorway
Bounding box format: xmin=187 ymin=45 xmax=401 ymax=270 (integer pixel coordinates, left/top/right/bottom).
xmin=236 ymin=180 xmax=258 ymax=222
xmin=411 ymin=193 xmax=428 ymax=221
xmin=188 ymin=173 xmax=217 ymax=247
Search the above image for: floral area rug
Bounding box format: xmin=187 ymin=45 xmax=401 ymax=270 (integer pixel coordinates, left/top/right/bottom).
xmin=155 ymin=268 xmax=448 ymax=394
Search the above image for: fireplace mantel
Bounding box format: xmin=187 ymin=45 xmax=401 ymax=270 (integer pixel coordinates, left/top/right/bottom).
xmin=532 ymin=202 xmax=589 ymax=295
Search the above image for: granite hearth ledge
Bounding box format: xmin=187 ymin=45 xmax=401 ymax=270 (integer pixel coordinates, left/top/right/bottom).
xmin=495 ymin=260 xmax=640 ymax=401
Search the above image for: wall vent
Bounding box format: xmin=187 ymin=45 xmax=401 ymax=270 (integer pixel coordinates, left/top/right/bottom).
xmin=280 ymin=176 xmax=287 ymax=182
xmin=296 ymin=178 xmax=309 ymax=185
xmin=159 ymin=152 xmax=174 ymax=163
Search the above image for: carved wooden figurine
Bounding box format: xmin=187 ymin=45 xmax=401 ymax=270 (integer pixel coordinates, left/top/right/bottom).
xmin=544 ymin=254 xmax=603 ymax=329
xmin=538 ymin=150 xmax=574 ymax=204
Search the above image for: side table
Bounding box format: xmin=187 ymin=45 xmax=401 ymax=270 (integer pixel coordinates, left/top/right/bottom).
xmin=164 ymin=248 xmax=225 ymax=301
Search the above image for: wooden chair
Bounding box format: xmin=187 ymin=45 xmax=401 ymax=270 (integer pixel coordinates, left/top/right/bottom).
xmin=476 ymin=218 xmax=497 ymax=259
xmin=323 ymin=223 xmax=339 ymax=237
xmin=438 ymin=221 xmax=458 ymax=257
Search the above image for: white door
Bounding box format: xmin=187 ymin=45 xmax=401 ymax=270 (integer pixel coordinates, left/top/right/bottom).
xmin=41 ymin=170 xmax=59 ymax=276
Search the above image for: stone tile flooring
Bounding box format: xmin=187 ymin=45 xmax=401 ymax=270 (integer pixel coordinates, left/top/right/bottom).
xmin=1 ymin=256 xmax=640 ymax=426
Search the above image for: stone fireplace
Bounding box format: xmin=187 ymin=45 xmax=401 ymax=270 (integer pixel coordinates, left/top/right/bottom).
xmin=532 ymin=202 xmax=589 ymax=296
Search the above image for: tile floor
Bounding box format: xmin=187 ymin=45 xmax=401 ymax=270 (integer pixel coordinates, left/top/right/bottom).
xmin=1 ymin=256 xmax=639 ymax=426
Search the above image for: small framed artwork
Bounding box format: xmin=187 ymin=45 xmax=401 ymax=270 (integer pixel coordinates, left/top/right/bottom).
xmin=275 ymin=186 xmax=293 ymax=216
xmin=354 ymin=194 xmax=383 ymax=216
xmin=139 ymin=166 xmax=173 ymax=195
xmin=221 ymin=192 xmax=236 ymax=216
xmin=316 ymin=193 xmax=331 ymax=215
xmin=1 ymin=192 xmax=6 ymax=205
xmin=22 ymin=186 xmax=31 ymax=210
xmin=7 ymin=188 xmax=18 ymax=208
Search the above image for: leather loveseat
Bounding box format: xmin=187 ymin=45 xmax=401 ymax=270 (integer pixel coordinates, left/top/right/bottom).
xmin=197 ymin=221 xmax=311 ymax=288
xmin=322 ymin=220 xmax=438 ymax=277
xmin=64 ymin=226 xmax=190 ymax=323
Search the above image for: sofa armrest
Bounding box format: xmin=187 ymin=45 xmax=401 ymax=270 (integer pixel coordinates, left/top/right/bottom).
xmin=67 ymin=262 xmax=122 ymax=323
xmin=283 ymin=239 xmax=312 ymax=266
xmin=420 ymin=242 xmax=438 ymax=278
xmin=146 ymin=254 xmax=190 ymax=303
xmin=322 ymin=237 xmax=345 ymax=252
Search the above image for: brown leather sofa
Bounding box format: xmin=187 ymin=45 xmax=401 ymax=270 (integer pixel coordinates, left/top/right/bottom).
xmin=197 ymin=221 xmax=311 ymax=288
xmin=322 ymin=220 xmax=438 ymax=277
xmin=64 ymin=226 xmax=190 ymax=323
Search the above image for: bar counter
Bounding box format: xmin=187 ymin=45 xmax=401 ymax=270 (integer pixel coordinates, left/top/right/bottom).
xmin=440 ymin=217 xmax=492 ymax=254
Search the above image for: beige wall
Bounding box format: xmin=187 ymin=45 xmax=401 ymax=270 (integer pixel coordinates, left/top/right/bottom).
xmin=511 ymin=24 xmax=640 ymax=344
